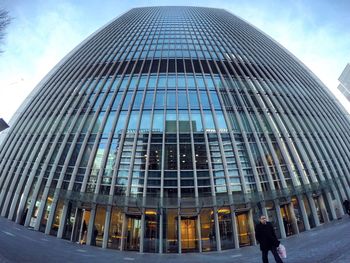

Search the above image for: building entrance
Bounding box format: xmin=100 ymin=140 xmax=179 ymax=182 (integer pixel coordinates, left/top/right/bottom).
xmin=313 ymin=196 xmax=325 ymax=224
xmin=72 ymin=208 xmax=90 ymax=244
xmin=236 ymin=212 xmax=252 ymax=246
xmin=125 ymin=215 xmax=141 ymax=251
xmin=280 ymin=204 xmax=294 ymax=236
xmin=181 ymin=216 xmax=198 ymax=252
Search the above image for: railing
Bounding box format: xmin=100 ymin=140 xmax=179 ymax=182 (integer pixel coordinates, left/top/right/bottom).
xmin=52 ymin=176 xmax=340 ymax=210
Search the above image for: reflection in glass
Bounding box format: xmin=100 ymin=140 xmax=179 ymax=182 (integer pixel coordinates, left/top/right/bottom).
xmin=108 ymin=207 xmax=124 ymax=249
xmin=163 ymin=209 xmax=178 ymax=253
xmin=125 ymin=215 xmax=141 ymax=251
xmin=218 ymin=207 xmax=234 ymax=249
xmin=152 ymin=110 xmax=164 ymax=132
xmin=144 ymin=210 xmax=159 ymax=252
xmin=127 ymin=111 xmax=139 ymax=130
xmin=139 ymin=110 xmax=151 ymax=130
xmin=93 ymin=206 xmax=106 ymax=247
xmin=179 ymin=110 xmax=190 ymax=132
xmin=200 ymin=208 xmax=216 ymax=251
xmin=165 ymin=110 xmax=176 ymax=132
xmin=236 ymin=212 xmax=252 ymax=246
xmin=191 ymin=111 xmax=203 ymax=132
xmin=181 ymin=216 xmax=198 ymax=252
xmin=203 ymin=111 xmax=215 ymax=130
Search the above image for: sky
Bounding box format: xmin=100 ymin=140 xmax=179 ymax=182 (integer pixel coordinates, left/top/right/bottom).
xmin=0 ymin=0 xmax=350 ymax=123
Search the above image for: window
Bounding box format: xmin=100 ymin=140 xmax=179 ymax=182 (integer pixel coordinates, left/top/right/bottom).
xmin=203 ymin=110 xmax=215 ymax=130
xmin=127 ymin=111 xmax=139 ymax=130
xmin=152 ymin=110 xmax=164 ymax=131
xmin=140 ymin=110 xmax=151 ymax=130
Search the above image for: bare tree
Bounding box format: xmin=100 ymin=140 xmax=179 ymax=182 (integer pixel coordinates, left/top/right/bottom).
xmin=0 ymin=8 xmax=11 ymax=53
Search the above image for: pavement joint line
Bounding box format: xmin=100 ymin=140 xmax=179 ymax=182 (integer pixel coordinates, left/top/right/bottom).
xmin=2 ymin=231 xmax=15 ymax=237
xmin=80 ymin=254 xmax=96 ymax=257
xmin=123 ymin=257 xmax=135 ymax=261
xmin=76 ymin=249 xmax=87 ymax=252
xmin=22 ymin=235 xmax=39 ymax=242
xmin=230 ymin=254 xmax=242 ymax=258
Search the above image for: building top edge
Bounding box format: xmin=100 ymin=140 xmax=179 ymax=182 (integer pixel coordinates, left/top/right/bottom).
xmin=130 ymin=6 xmax=225 ymax=11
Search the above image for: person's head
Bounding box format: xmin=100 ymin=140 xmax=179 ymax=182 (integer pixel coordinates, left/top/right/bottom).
xmin=259 ymin=215 xmax=267 ymax=224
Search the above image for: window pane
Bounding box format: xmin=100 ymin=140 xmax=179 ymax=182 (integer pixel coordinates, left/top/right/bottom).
xmin=204 ymin=110 xmax=215 ymax=129
xmin=177 ymin=91 xmax=187 ymax=108
xmin=189 ymin=91 xmax=199 ymax=109
xmin=165 ymin=110 xmax=176 ymax=132
xmin=191 ymin=111 xmax=203 ymax=132
xmin=155 ymin=91 xmax=164 ymax=108
xmin=179 ymin=110 xmax=190 ymax=132
xmin=140 ymin=110 xmax=151 ymax=130
xmin=152 ymin=110 xmax=164 ymax=132
xmin=127 ymin=111 xmax=139 ymax=130
xmin=144 ymin=91 xmax=154 ymax=109
xmin=216 ymin=111 xmax=227 ymax=130
xmin=114 ymin=111 xmax=127 ymax=134
xmin=167 ymin=91 xmax=176 ymax=108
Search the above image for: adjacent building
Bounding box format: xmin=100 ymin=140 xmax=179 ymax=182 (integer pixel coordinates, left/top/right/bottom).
xmin=0 ymin=7 xmax=350 ymax=253
xmin=338 ymin=63 xmax=350 ymax=100
xmin=0 ymin=118 xmax=9 ymax=132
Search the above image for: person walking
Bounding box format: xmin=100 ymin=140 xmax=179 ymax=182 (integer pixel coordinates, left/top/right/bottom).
xmin=255 ymin=215 xmax=283 ymax=263
xmin=343 ymin=200 xmax=350 ymax=216
xmin=91 ymin=224 xmax=98 ymax=246
xmin=80 ymin=220 xmax=87 ymax=244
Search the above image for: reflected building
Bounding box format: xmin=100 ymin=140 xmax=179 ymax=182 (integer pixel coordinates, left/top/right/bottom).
xmin=0 ymin=6 xmax=350 ymax=253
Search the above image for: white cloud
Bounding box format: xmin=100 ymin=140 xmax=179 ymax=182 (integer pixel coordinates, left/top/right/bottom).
xmin=0 ymin=1 xmax=90 ymax=122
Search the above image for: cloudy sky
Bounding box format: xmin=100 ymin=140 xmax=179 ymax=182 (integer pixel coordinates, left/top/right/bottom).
xmin=1 ymin=0 xmax=350 ymax=122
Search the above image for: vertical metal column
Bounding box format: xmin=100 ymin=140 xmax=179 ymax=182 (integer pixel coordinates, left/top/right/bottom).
xmin=87 ymin=205 xmax=97 ymax=245
xmin=274 ymin=200 xmax=286 ymax=239
xmin=102 ymin=205 xmax=112 ymax=249
xmin=297 ymin=195 xmax=310 ymax=231
xmin=288 ymin=202 xmax=299 ymax=235
xmin=213 ymin=206 xmax=221 ymax=251
xmin=230 ymin=206 xmax=240 ymax=249
xmin=120 ymin=213 xmax=127 ymax=251
xmin=140 ymin=212 xmax=145 ymax=253
xmin=248 ymin=209 xmax=257 ymax=246
xmin=306 ymin=193 xmax=320 ymax=227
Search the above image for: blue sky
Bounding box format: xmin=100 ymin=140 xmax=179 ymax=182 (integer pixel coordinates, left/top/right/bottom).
xmin=1 ymin=0 xmax=349 ymax=122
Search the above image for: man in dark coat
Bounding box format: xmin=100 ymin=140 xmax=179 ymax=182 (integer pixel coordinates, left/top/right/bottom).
xmin=255 ymin=215 xmax=283 ymax=263
xmin=343 ymin=200 xmax=350 ymax=216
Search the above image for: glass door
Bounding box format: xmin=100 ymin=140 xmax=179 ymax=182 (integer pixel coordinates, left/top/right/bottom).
xmin=291 ymin=196 xmax=305 ymax=232
xmin=72 ymin=209 xmax=90 ymax=244
xmin=313 ymin=197 xmax=325 ymax=224
xmin=181 ymin=216 xmax=198 ymax=252
xmin=218 ymin=207 xmax=234 ymax=249
xmin=236 ymin=212 xmax=251 ymax=246
xmin=144 ymin=210 xmax=159 ymax=252
xmin=280 ymin=204 xmax=293 ymax=236
xmin=125 ymin=215 xmax=141 ymax=251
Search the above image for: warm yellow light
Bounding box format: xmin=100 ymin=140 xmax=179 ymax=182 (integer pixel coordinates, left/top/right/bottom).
xmin=145 ymin=210 xmax=157 ymax=215
xmin=218 ymin=208 xmax=230 ymax=214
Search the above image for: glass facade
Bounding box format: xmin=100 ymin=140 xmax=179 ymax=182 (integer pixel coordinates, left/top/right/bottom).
xmin=0 ymin=6 xmax=350 ymax=253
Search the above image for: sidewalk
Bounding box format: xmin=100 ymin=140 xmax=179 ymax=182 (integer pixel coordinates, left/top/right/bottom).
xmin=0 ymin=216 xmax=349 ymax=263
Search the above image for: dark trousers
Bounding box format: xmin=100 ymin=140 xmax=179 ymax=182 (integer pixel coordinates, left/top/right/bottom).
xmin=261 ymin=247 xmax=283 ymax=263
